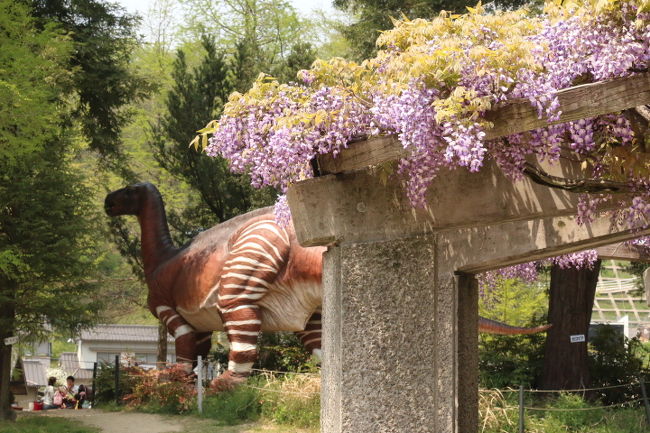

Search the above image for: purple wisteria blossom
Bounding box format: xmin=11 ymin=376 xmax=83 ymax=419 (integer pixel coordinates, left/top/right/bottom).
xmin=203 ymin=1 xmax=650 ymax=233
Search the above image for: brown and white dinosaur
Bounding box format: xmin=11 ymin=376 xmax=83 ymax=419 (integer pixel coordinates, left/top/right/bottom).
xmin=104 ymin=182 xmax=550 ymax=390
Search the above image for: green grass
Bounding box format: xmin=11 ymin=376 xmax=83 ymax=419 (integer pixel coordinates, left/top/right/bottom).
xmin=0 ymin=417 xmax=100 ymax=433
xmin=200 ymin=385 xmax=262 ymax=425
xmin=198 ymin=374 xmax=319 ymax=431
xmin=481 ymin=392 xmax=649 ymax=433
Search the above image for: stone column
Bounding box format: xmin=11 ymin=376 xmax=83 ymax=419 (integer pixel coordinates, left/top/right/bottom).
xmin=321 ymin=235 xmax=476 ymax=433
xmin=457 ymin=273 xmax=479 ymax=433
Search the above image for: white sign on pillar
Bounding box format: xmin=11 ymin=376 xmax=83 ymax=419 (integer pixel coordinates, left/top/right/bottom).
xmin=4 ymin=336 xmax=18 ymax=346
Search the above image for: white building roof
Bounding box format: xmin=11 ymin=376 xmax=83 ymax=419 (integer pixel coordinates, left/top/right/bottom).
xmin=80 ymin=324 xmax=174 ymax=343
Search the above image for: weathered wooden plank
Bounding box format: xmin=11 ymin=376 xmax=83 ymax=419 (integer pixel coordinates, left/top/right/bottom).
xmin=447 ymin=216 xmax=650 ymax=274
xmin=316 ymin=135 xmax=404 ymax=175
xmin=288 ymin=156 xmax=615 ymax=247
xmin=485 ymin=72 xmax=650 ymax=137
xmin=317 ymin=73 xmax=650 ymax=174
xmin=596 ymin=242 xmax=650 ymax=263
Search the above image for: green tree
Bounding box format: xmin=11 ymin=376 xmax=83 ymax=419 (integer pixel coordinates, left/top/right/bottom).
xmin=479 ymin=278 xmax=549 ymax=388
xmin=0 ymin=0 xmax=103 ymax=419
xmin=333 ymin=0 xmax=530 ymax=60
xmin=181 ymin=0 xmax=313 ymax=88
xmin=28 ymin=0 xmax=151 ymax=179
xmin=271 ymin=41 xmax=317 ymax=84
xmin=148 ymin=37 xmax=276 ymax=237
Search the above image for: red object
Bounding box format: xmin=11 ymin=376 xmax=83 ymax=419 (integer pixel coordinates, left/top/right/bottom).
xmin=33 ymin=401 xmax=43 ymax=411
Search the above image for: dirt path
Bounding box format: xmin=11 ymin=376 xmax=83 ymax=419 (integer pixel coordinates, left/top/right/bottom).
xmin=29 ymin=409 xmax=190 ymax=433
xmin=19 ymin=409 xmax=307 ymax=433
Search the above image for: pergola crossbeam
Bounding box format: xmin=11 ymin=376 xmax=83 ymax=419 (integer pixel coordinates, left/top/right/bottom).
xmin=317 ymin=72 xmax=650 ymax=175
xmin=595 ymin=242 xmax=650 ymax=263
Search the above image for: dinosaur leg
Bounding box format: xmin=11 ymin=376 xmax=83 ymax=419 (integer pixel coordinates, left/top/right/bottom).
xmin=211 ymin=219 xmax=290 ymax=391
xmin=195 ymin=331 xmax=212 ymax=361
xmin=155 ymin=305 xmax=196 ymax=373
xmin=295 ymin=309 xmax=322 ymax=360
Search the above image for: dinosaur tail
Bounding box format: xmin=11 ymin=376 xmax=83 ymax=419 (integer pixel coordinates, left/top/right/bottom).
xmin=479 ymin=316 xmax=552 ymax=335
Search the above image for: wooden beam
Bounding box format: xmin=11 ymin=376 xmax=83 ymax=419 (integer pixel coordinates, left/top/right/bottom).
xmin=316 ymin=135 xmax=404 ymax=175
xmin=317 ymin=73 xmax=650 ymax=174
xmin=595 ymin=242 xmax=650 ymax=263
xmin=485 ymin=72 xmax=650 ymax=137
xmin=444 ymin=216 xmax=650 ymax=274
xmin=288 ymin=157 xmax=618 ymax=247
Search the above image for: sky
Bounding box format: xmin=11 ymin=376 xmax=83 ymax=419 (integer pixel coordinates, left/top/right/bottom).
xmin=112 ymin=0 xmax=339 ymax=43
xmin=115 ymin=0 xmax=336 ymax=17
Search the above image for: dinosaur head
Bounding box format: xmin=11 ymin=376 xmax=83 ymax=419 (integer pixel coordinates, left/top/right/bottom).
xmin=104 ymin=183 xmax=153 ymax=216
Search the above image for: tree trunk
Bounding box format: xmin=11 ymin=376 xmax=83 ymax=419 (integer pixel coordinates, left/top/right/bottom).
xmin=0 ymin=279 xmax=16 ymax=421
xmin=157 ymin=320 xmax=167 ymax=369
xmin=540 ymin=260 xmax=601 ymax=390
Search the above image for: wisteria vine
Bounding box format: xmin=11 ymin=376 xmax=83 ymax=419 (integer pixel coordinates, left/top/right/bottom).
xmin=196 ymin=0 xmax=650 ymax=279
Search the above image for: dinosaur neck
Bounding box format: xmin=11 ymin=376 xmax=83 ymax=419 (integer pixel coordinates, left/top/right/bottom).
xmin=138 ymin=190 xmax=176 ymax=276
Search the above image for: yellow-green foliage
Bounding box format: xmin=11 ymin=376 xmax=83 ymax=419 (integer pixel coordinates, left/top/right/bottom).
xmin=196 ymin=0 xmax=650 ymax=147
xmin=371 ymin=7 xmax=539 ymax=123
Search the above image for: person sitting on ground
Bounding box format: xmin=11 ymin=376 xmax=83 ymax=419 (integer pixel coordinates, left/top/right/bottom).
xmin=63 ymin=376 xmax=78 ymax=408
xmin=42 ymin=377 xmax=61 ymax=410
xmin=75 ymin=384 xmax=88 ymax=409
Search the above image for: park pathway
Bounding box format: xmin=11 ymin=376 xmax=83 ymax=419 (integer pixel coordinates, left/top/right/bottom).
xmin=38 ymin=409 xmax=188 ymax=433
xmin=23 ymin=409 xmax=283 ymax=433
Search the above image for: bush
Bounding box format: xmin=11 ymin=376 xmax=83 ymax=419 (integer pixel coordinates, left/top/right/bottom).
xmin=589 ymin=325 xmax=650 ymax=404
xmin=210 ymin=332 xmax=315 ymax=374
xmin=479 ymin=331 xmax=547 ymax=388
xmin=93 ymin=362 xmax=141 ymax=405
xmin=123 ymin=364 xmax=196 ymax=414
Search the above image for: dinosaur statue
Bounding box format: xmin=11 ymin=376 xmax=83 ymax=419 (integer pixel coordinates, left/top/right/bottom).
xmin=104 ymin=182 xmax=550 ymax=390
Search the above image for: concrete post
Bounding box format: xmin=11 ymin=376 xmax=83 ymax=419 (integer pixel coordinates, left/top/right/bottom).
xmin=457 ymin=273 xmax=479 ymax=433
xmin=322 ymin=235 xmax=476 ymax=433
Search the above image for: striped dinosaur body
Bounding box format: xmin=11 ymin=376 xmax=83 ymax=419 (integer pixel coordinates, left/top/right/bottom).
xmin=105 ymin=182 xmax=549 ymax=390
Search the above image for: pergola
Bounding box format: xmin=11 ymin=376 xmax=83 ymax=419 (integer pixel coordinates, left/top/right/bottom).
xmin=286 ymin=73 xmax=650 ymax=432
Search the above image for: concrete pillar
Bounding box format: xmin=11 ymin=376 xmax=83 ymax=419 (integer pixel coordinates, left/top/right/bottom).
xmin=457 ymin=274 xmax=479 ymax=433
xmin=321 ymin=235 xmax=478 ymax=433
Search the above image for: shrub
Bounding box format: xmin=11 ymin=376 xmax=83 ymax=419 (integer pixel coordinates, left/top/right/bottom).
xmin=123 ymin=364 xmax=196 ymax=414
xmin=93 ymin=362 xmax=141 ymax=405
xmin=479 ymin=331 xmax=547 ymax=389
xmin=589 ymin=325 xmax=650 ymax=404
xmin=210 ymin=332 xmax=314 ymax=374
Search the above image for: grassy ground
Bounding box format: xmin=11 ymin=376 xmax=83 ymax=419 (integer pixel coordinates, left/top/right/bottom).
xmin=0 ymin=416 xmax=100 ymax=433
xmin=181 ymin=417 xmax=315 ymax=433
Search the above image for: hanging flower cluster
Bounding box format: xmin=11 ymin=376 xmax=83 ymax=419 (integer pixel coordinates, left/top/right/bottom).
xmin=476 ymin=249 xmax=602 ymax=290
xmin=197 ymin=0 xmax=650 ymax=229
xmin=198 ymin=0 xmax=650 ymax=225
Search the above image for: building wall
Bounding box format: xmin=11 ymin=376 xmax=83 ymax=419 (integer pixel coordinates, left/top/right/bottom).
xmin=77 ymin=340 xmax=176 ymax=368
